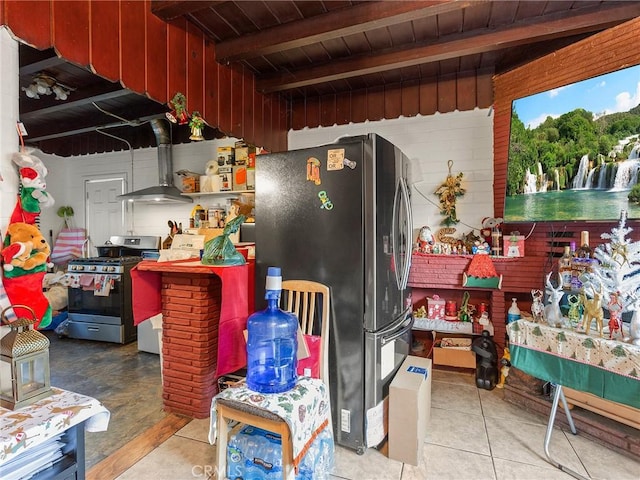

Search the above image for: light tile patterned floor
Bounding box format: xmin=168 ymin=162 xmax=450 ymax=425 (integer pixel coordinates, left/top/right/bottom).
xmin=113 ymin=369 xmax=639 ymax=480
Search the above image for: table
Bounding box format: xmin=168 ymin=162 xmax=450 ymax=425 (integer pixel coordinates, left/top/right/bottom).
xmin=0 ymin=387 xmax=110 ymax=480
xmin=209 ymin=377 xmax=332 ymax=480
xmin=507 ymin=319 xmax=640 ymax=480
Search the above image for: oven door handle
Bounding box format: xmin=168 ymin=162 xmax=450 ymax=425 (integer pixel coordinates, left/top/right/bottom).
xmin=66 ymin=273 xmax=122 ymax=286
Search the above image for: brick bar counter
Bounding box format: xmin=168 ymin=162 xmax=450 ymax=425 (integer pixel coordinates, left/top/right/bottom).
xmin=131 ymin=260 xmax=249 ymax=418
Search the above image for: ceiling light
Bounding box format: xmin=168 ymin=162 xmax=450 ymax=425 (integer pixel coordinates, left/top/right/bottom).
xmin=21 ymin=84 xmax=40 ymax=99
xmin=35 ymin=77 xmax=52 ymax=95
xmin=51 ymin=84 xmax=68 ymax=101
xmin=22 ymin=73 xmax=73 ymax=101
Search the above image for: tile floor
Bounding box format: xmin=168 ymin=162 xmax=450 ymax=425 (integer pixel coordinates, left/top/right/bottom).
xmin=111 ymin=369 xmax=639 ymax=480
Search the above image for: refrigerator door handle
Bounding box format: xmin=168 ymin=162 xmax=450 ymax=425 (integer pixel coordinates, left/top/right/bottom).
xmin=381 ymin=313 xmax=414 ymax=345
xmin=392 ymin=176 xmax=413 ymax=290
xmin=399 ymin=177 xmax=413 ymax=290
xmin=391 ymin=178 xmax=403 ymax=289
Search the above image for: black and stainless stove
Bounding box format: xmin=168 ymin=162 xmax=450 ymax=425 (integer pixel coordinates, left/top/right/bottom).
xmin=66 ymin=236 xmax=159 ymax=344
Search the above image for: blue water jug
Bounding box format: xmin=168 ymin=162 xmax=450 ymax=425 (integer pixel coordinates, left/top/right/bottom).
xmin=246 ymin=267 xmax=298 ymax=393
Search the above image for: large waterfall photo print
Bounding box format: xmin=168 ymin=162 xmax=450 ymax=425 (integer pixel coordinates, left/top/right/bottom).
xmin=505 ymin=63 xmax=640 ymax=223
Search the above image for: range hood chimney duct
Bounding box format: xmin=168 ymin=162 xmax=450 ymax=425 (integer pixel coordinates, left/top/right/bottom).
xmin=117 ymin=118 xmax=193 ymax=204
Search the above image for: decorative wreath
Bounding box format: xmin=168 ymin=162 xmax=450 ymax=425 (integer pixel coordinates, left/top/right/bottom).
xmin=434 ymin=160 xmax=465 ymax=226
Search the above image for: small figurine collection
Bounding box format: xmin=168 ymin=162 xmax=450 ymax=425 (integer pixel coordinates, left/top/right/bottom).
xmin=522 ymin=211 xmax=640 ymax=345
xmin=414 ymin=225 xmax=492 ymax=256
xmin=413 ymin=217 xmax=508 ymax=258
xmin=414 ymin=291 xmax=488 ymax=324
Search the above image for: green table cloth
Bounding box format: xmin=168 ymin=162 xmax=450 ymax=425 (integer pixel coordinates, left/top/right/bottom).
xmin=507 ymin=319 xmax=640 ymax=409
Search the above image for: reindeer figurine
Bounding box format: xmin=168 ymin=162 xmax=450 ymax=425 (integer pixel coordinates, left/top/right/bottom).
xmin=544 ymin=272 xmax=565 ymax=328
xmin=580 ymin=284 xmax=604 ymax=336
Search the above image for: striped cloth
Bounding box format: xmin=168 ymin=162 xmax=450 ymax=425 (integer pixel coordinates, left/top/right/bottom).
xmin=50 ymin=228 xmax=86 ymax=265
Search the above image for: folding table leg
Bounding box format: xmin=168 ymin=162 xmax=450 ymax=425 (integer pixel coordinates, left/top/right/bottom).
xmin=543 ymin=384 xmax=587 ymax=480
xmin=216 ymin=411 xmax=228 ymax=479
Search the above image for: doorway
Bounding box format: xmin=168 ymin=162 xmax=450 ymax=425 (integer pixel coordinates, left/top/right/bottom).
xmin=85 ymin=177 xmax=125 ymax=256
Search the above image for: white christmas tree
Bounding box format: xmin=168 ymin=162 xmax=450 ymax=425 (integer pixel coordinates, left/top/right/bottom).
xmin=583 ymin=210 xmax=640 ymax=343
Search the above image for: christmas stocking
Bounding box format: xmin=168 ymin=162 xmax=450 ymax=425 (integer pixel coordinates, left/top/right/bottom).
xmin=2 ymin=222 xmax=54 ymax=329
xmin=1 ymin=265 xmax=52 ymax=329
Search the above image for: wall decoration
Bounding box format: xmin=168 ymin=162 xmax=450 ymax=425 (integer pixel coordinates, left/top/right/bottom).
xmin=434 ymin=160 xmax=465 ymax=226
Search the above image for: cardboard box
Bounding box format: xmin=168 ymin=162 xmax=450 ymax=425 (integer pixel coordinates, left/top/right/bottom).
xmin=181 ymin=175 xmax=199 ymax=193
xmin=218 ymin=166 xmax=232 ymax=191
xmin=217 ymin=146 xmax=235 ymax=166
xmin=503 ymin=234 xmax=525 ymax=257
xmin=388 ymin=356 xmax=432 ymax=465
xmin=234 ymin=145 xmax=256 ymax=165
xmin=246 ymin=168 xmax=255 ymax=190
xmin=432 ymin=331 xmax=476 ymax=368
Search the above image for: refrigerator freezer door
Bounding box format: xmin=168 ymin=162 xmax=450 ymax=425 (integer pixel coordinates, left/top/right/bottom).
xmin=362 ymin=310 xmax=413 ymax=448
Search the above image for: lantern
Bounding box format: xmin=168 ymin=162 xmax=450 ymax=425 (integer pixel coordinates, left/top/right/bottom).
xmin=0 ymin=305 xmax=52 ymax=409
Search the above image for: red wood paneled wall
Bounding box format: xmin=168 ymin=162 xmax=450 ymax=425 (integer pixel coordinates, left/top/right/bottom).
xmin=0 ymin=0 xmax=287 ymax=152
xmin=290 ymin=68 xmax=494 ymax=130
xmin=493 ymin=16 xmax=640 ymax=245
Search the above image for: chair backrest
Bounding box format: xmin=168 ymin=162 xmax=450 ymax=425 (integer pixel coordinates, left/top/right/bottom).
xmin=281 ymin=280 xmax=330 ymax=385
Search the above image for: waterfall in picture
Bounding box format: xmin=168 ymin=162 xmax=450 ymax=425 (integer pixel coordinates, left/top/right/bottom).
xmin=611 ymin=158 xmax=640 ymax=191
xmin=597 ymin=163 xmax=608 ymax=189
xmin=524 ymin=167 xmax=537 ymax=193
xmin=524 ymin=163 xmax=548 ymax=194
xmin=536 ymin=162 xmax=547 ymax=192
xmin=572 ymin=154 xmax=590 ymax=189
xmin=554 ymin=169 xmax=560 ymax=191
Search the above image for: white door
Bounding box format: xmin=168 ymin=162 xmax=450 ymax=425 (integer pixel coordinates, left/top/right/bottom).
xmin=86 ymin=177 xmax=125 ymax=256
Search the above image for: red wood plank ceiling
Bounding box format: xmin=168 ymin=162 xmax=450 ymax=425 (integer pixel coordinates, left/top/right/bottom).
xmin=0 ymin=0 xmax=287 ymax=152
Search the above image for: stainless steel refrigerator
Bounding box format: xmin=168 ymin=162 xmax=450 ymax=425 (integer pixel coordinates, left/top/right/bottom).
xmin=255 ymin=133 xmax=413 ymax=454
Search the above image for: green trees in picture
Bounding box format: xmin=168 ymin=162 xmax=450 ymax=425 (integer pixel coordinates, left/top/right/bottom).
xmin=507 ymin=105 xmax=640 ymax=197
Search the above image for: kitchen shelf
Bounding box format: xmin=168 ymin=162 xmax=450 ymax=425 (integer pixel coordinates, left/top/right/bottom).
xmin=181 ymin=190 xmax=255 ymax=197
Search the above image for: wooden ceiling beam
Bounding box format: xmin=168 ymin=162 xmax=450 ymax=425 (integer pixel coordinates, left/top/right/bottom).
xmin=151 ymin=0 xmax=222 ymax=22
xmin=256 ymin=2 xmax=640 ymax=93
xmin=215 ymin=0 xmax=482 ymax=63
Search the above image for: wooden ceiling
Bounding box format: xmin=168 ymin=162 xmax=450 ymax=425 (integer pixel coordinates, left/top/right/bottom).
xmin=17 ymin=0 xmax=640 ymax=156
xmin=153 ymin=0 xmax=640 ymax=98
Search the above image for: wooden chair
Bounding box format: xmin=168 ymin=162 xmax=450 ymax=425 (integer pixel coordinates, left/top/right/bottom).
xmin=215 ymin=280 xmax=331 ymax=480
xmin=280 ymin=279 xmax=330 ymax=385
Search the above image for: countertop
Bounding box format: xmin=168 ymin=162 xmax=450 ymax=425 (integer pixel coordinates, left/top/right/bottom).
xmin=135 ymin=258 xmax=249 ymax=273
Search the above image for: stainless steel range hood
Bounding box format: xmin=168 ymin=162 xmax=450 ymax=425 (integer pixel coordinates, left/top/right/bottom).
xmin=117 ymin=119 xmax=193 ymax=204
